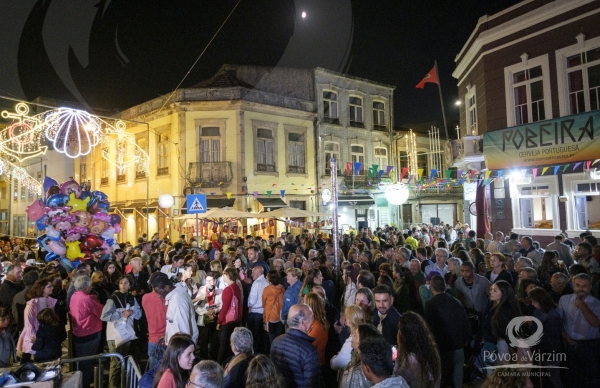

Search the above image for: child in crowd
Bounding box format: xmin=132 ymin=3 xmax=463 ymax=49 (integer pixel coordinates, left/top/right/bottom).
xmin=0 ymin=307 xmax=16 ymax=366
xmin=31 ymin=308 xmax=66 ymax=362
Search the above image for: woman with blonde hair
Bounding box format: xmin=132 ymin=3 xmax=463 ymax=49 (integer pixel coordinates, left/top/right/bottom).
xmin=485 ymin=253 xmax=514 ymax=286
xmin=331 ymin=305 xmax=365 ymax=371
xmin=304 ymin=292 xmax=329 ymax=366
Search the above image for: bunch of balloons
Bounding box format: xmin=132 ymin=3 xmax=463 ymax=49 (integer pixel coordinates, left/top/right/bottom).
xmin=26 ymin=177 xmax=121 ymax=268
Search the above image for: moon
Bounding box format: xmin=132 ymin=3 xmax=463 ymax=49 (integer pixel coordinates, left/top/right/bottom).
xmin=301 ymin=11 xmax=306 ymax=18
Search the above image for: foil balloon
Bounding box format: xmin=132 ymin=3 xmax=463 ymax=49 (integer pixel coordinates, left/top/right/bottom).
xmin=44 ymin=252 xmax=59 ymax=263
xmin=26 ymin=200 xmax=45 ymax=221
xmin=45 ymin=225 xmax=62 ymax=241
xmin=36 ymin=215 xmax=49 ymax=231
xmin=113 ymin=223 xmax=121 ymax=234
xmin=37 ymin=235 xmax=66 ymax=256
xmin=61 ymin=257 xmax=75 ymax=272
xmin=46 ymin=194 xmax=70 ymax=207
xmin=43 ymin=176 xmax=58 ymax=193
xmin=45 ymin=186 xmax=60 ymax=200
xmin=68 ymin=193 xmax=90 ymax=213
xmin=96 ymin=200 xmax=110 ymax=213
xmin=60 ymin=180 xmax=82 ymax=198
xmin=73 ymin=211 xmax=92 ymax=229
xmin=44 ymin=206 xmax=71 ymax=218
xmin=100 ymin=226 xmax=115 ymax=241
xmin=109 ymin=214 xmax=121 ymax=226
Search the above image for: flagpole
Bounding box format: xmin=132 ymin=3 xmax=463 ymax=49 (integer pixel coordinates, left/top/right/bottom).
xmin=434 ymin=60 xmax=449 ymax=140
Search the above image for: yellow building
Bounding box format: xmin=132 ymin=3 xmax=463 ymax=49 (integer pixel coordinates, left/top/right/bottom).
xmin=76 ymin=65 xmax=318 ymax=242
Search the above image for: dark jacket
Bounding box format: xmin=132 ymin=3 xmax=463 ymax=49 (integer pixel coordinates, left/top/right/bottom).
xmin=224 ymin=354 xmax=252 ymax=388
xmin=425 ymin=293 xmax=471 ymax=351
xmin=0 ymin=280 xmax=23 ymax=309
xmin=371 ymin=306 xmax=401 ymax=347
xmin=482 ymin=301 xmax=519 ymax=343
xmin=485 ymin=270 xmax=514 ymax=286
xmin=270 ymin=328 xmax=320 ymax=388
xmin=31 ymin=324 xmax=67 ymax=362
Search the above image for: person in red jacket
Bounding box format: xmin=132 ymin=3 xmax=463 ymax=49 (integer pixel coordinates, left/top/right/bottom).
xmin=217 ymin=267 xmax=242 ymax=364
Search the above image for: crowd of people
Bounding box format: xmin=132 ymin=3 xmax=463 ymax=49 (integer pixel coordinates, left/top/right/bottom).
xmin=0 ymin=223 xmax=599 ymax=388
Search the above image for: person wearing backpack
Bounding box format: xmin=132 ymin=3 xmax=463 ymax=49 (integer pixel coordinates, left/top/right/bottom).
xmin=217 ymin=267 xmax=242 ymax=365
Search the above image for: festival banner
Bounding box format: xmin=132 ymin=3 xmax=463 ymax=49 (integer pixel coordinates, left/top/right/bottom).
xmin=483 ymin=111 xmax=599 ymax=169
xmin=242 ymin=226 xmax=248 ymax=235
xmin=232 ymin=225 xmax=238 ymax=234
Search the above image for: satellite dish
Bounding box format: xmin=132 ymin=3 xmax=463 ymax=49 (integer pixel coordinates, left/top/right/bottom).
xmin=469 ymin=202 xmax=478 ymax=216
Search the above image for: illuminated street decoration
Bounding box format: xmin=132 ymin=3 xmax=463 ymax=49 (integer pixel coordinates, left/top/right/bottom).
xmin=0 ymin=103 xmax=47 ymax=161
xmin=100 ymin=120 xmax=149 ymax=174
xmin=3 ymin=158 xmax=42 ymax=195
xmin=405 ymin=130 xmax=418 ymax=178
xmin=44 ymin=107 xmax=103 ymax=158
xmin=385 ymin=182 xmax=410 ymax=205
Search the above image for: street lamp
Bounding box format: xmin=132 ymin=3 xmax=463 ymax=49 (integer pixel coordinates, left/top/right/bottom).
xmin=455 ymin=100 xmax=461 ymax=106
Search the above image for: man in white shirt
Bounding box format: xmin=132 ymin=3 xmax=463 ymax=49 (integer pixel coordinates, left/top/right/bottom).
xmin=247 ymin=266 xmax=269 ymax=354
xmin=425 ymin=248 xmax=450 ymax=276
xmin=161 ymin=255 xmax=184 ymax=281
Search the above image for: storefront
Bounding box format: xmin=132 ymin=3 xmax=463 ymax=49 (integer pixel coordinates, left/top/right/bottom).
xmin=484 ymin=110 xmax=600 ymax=240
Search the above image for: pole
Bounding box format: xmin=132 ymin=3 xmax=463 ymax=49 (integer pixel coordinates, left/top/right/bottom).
xmin=331 ymin=156 xmax=339 ymax=272
xmin=434 ymin=60 xmax=449 ymax=140
xmin=195 ymin=214 xmax=199 ymax=248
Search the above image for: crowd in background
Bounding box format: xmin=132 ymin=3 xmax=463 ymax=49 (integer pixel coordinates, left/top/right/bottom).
xmin=0 ymin=222 xmax=599 ymax=388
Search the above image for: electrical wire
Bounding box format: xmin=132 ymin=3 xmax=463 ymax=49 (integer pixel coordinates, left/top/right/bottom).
xmin=156 ymin=0 xmax=243 ymax=114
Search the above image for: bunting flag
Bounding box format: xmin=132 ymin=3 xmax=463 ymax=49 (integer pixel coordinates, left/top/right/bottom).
xmin=497 ymin=170 xmax=503 ymax=179
xmin=400 ymin=167 xmax=409 ymax=181
xmin=253 ymin=224 xmax=259 ymax=232
xmin=268 ymin=219 xmax=274 ymax=227
xmin=271 ymin=183 xmax=276 ymax=187
xmin=243 ymin=226 xmax=248 ymax=235
xmin=416 ymin=66 xmax=439 ymax=89
xmin=562 ymin=164 xmax=570 ymax=172
xmin=372 ymin=164 xmax=379 ymax=174
xmin=261 ymin=222 xmax=266 ymax=230
xmin=485 ymin=171 xmax=492 ymax=184
xmin=532 ymin=168 xmax=538 ymax=178
xmin=346 ymin=162 xmax=352 ymax=175
xmin=212 ymin=223 xmax=218 ymax=232
xmin=554 ymin=166 xmax=560 ymax=175
xmin=445 ymin=169 xmax=451 ymax=179
xmin=226 ymin=192 xmax=232 ymax=199
xmin=280 ymin=190 xmax=285 ymax=198
xmin=430 ymin=169 xmax=437 ymax=180
xmin=542 ymin=167 xmax=549 ymax=175
xmin=222 ymin=224 xmax=229 ymax=233
xmin=353 ymin=161 xmax=362 ymax=175
xmin=457 ymin=169 xmax=464 ymax=178
xmin=377 ymin=170 xmax=384 ymax=179
xmin=573 ymin=162 xmax=582 ymax=171
xmin=253 ymin=191 xmax=259 ymax=199
xmin=586 ymin=161 xmax=592 ymax=170
xmin=407 ymin=174 xmax=414 ymax=184
xmin=386 ymin=165 xmax=394 ymax=174
xmin=232 ymin=225 xmax=238 ymax=234
xmin=417 ymin=168 xmax=424 ymax=180
xmin=266 ymin=191 xmax=272 ymax=198
xmin=469 ymin=170 xmax=477 ymax=179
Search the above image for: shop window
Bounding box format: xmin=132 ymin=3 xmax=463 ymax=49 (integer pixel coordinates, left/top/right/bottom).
xmin=518 ymin=185 xmax=553 ymax=229
xmin=574 ymin=182 xmax=600 ymax=230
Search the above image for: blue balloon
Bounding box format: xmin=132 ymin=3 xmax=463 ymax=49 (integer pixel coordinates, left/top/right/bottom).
xmin=92 ymin=191 xmax=108 ymax=202
xmin=61 ymin=257 xmax=75 ymax=272
xmin=110 ymin=214 xmax=121 ymax=226
xmin=43 ymin=176 xmax=58 ymax=193
xmin=45 ymin=252 xmax=58 ymax=262
xmin=80 ymin=190 xmax=92 ymax=201
xmin=106 ymin=239 xmax=115 ymax=246
xmin=97 ymin=200 xmax=110 ymax=213
xmin=46 ymin=193 xmax=70 ymax=207
xmin=36 ymin=215 xmax=48 ymax=231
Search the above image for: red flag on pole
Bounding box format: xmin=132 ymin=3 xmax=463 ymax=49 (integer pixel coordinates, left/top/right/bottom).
xmin=416 ymin=66 xmax=439 ymax=89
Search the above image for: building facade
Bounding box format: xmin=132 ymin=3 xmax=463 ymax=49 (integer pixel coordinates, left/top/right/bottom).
xmin=453 ymin=0 xmax=600 ymax=241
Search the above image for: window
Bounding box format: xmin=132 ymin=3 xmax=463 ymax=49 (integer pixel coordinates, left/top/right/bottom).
xmin=37 ymin=172 xmax=42 ymax=199
xmin=13 ymin=180 xmax=17 ymax=201
xmin=566 ymin=47 xmax=600 ymax=114
xmin=101 ymin=148 xmax=109 ymax=185
xmin=323 ymin=91 xmax=339 ymax=124
xmin=20 ymin=185 xmax=25 ymax=201
xmin=13 ymin=215 xmax=25 ymax=237
xmin=417 ymin=152 xmax=428 ymax=179
xmin=256 ymin=128 xmax=275 ymax=172
xmin=504 ymin=54 xmax=551 ymax=126
xmin=350 ymin=144 xmax=365 ymax=175
xmin=200 ymin=127 xmax=221 ymax=163
xmin=324 ymin=141 xmax=340 ymax=175
xmin=116 ymin=141 xmax=127 ymax=182
xmin=1 ymin=188 xmax=5 ymax=200
xmin=157 ymin=131 xmax=169 ymax=176
xmin=374 ymin=147 xmax=388 ymax=174
xmin=135 ymin=134 xmax=148 ymax=179
xmin=373 ymin=101 xmax=385 ymax=129
xmin=28 ymin=184 xmax=33 ymax=200
xmin=465 ymin=85 xmax=477 ymax=135
xmin=80 ymin=163 xmax=87 ymax=184
xmin=349 ymin=97 xmax=364 ymax=128
xmin=421 ymin=204 xmax=456 ymax=226
xmin=287 ymin=132 xmax=305 ymax=174
xmin=289 ymin=201 xmax=306 ymax=210
xmin=518 ymin=185 xmax=553 ymax=229
xmin=574 ymin=182 xmax=600 ymax=230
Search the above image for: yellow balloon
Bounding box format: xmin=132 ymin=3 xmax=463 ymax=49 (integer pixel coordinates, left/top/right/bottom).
xmin=69 ymin=192 xmax=90 ymax=213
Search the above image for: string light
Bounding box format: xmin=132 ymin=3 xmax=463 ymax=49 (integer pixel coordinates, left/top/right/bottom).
xmin=100 ymin=120 xmax=150 ymax=174
xmin=406 ymin=129 xmax=418 ymax=177
xmin=44 ymin=107 xmax=103 ymax=158
xmin=0 ymin=103 xmax=47 ymax=162
xmin=1 ymin=157 xmax=42 ymax=195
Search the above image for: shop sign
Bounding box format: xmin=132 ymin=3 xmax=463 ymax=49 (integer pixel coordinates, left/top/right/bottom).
xmin=483 ymin=111 xmax=599 ymax=169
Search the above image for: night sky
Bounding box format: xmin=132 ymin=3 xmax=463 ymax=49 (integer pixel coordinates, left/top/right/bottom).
xmin=0 ymin=0 xmax=522 ymax=134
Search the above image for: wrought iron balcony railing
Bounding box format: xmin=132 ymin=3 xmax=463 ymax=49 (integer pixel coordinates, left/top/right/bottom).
xmin=187 ymin=161 xmax=233 ymax=188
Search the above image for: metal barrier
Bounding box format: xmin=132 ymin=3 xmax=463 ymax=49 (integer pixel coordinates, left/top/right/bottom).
xmin=60 ymin=353 xmax=142 ymax=388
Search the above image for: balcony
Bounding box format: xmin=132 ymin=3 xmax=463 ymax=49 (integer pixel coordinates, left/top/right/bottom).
xmin=288 ymin=165 xmax=305 ymax=174
xmin=446 ymin=135 xmax=484 ymax=168
xmin=257 ymin=163 xmax=276 ymax=172
xmin=373 ymin=125 xmax=388 ymax=132
xmin=116 ymin=174 xmax=126 ymax=183
xmin=100 ymin=177 xmax=109 ymax=185
xmin=322 ymin=116 xmax=340 ymax=125
xmin=343 ymin=174 xmax=380 ymax=188
xmin=135 ymin=171 xmax=147 ymax=180
xmin=187 ymin=161 xmax=233 ymax=188
xmin=157 ymin=166 xmax=169 ymax=176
